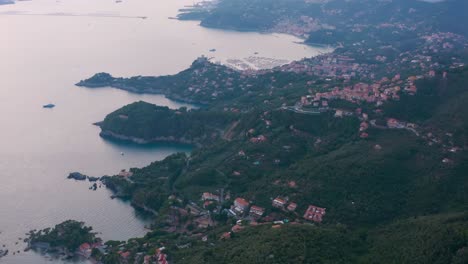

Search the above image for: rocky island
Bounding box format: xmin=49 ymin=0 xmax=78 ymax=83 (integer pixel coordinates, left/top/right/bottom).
xmin=67 ymin=172 xmax=87 ymax=181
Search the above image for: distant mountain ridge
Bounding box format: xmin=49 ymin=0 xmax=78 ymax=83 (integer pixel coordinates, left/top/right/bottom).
xmin=179 ymin=0 xmax=468 ymax=43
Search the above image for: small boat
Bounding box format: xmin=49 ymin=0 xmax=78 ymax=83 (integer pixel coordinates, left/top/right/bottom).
xmin=43 ymin=104 xmax=55 ymax=108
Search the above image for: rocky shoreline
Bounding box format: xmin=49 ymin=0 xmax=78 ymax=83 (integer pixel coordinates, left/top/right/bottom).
xmin=76 ymin=74 xmax=207 ymax=106
xmin=67 ymin=172 xmax=100 ymax=182
xmin=99 ymin=129 xmax=200 ymax=147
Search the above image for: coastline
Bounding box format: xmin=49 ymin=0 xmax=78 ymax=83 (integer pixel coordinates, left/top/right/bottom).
xmin=76 ymin=80 xmax=209 ymax=106
xmin=99 ymin=129 xmax=200 ymax=147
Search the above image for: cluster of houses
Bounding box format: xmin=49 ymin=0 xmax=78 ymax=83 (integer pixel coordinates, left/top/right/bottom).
xmin=272 ymin=197 xmax=298 ymax=213
xmin=202 ymin=191 xmax=326 ymax=224
xmin=303 ymin=205 xmax=327 ymax=223
xmin=303 ymin=75 xmax=407 ymax=107
xmin=143 ymin=247 xmax=169 ymax=264
xmin=271 ymin=54 xmax=373 ymax=81
xmin=421 ymin=32 xmax=466 ymax=54
xmin=77 ymin=241 xmax=105 ymax=259
xmin=250 ymin=135 xmax=268 ymax=143
xmin=112 ymin=246 xmax=169 ymax=264
xmin=77 ymin=241 xmax=170 ymax=264
xmin=273 ymin=15 xmax=328 ymax=39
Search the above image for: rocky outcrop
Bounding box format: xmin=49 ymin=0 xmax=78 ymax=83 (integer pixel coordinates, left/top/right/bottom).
xmin=0 ymin=249 xmax=8 ymax=258
xmin=67 ymin=172 xmax=101 ymax=182
xmin=87 ymin=176 xmax=100 ymax=182
xmin=67 ymin=172 xmax=87 ymax=181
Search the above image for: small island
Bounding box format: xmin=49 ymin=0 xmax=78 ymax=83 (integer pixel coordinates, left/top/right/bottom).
xmin=43 ymin=103 xmax=55 ymax=109
xmin=67 ymin=172 xmax=87 ymax=181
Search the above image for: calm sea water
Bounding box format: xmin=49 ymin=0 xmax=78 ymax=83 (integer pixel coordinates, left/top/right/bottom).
xmin=0 ymin=0 xmax=329 ymax=262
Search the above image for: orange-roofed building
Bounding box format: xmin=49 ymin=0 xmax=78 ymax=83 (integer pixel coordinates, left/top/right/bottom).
xmin=272 ymin=197 xmax=287 ymax=208
xmin=220 ymin=232 xmax=231 ymax=240
xmin=287 ymin=202 xmax=297 ymax=212
xmin=79 ymin=243 xmax=90 ymax=252
xmin=249 ymin=205 xmax=265 ymax=218
xmin=303 ymin=205 xmax=326 ymax=223
xmin=119 ymin=251 xmax=131 ymax=259
xmin=233 ymin=198 xmax=249 ymax=214
xmin=202 ymin=192 xmax=220 ymax=202
xmin=231 ymin=224 xmax=244 ymax=233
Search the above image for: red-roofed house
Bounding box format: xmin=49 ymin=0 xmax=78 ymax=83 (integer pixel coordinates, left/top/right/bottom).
xmin=387 ymin=118 xmax=404 ymax=129
xmin=233 ymin=198 xmax=249 ymax=214
xmin=158 ymin=253 xmax=168 ymax=264
xmin=250 ymin=135 xmax=267 ymax=143
xmin=249 ymin=205 xmax=265 ymax=218
xmin=78 ymin=243 xmax=90 ymax=252
xmin=231 ymin=224 xmax=244 ymax=233
xmin=78 ymin=243 xmax=92 ymax=258
xmin=203 ymin=200 xmax=214 ymax=209
xmin=202 ymin=192 xmax=220 ymax=202
xmin=303 ymin=205 xmax=326 ymax=223
xmin=119 ymin=251 xmax=131 ymax=259
xmin=287 ymin=202 xmax=297 ymax=212
xmin=272 ymin=197 xmax=287 ymax=208
xmin=220 ymin=232 xmax=231 ymax=240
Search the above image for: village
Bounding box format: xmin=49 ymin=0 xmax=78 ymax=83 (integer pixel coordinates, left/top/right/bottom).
xmin=64 ymin=186 xmax=327 ymax=264
xmin=160 ymin=190 xmax=327 ymax=244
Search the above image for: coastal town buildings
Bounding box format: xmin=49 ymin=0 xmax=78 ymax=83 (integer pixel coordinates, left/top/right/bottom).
xmin=287 ymin=202 xmax=298 ymax=212
xmin=249 ymin=205 xmax=265 ymax=218
xmin=202 ymin=192 xmax=221 ymax=202
xmin=272 ymin=197 xmax=287 ymax=209
xmin=233 ymin=198 xmax=250 ymax=215
xmin=303 ymin=205 xmax=326 ymax=223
